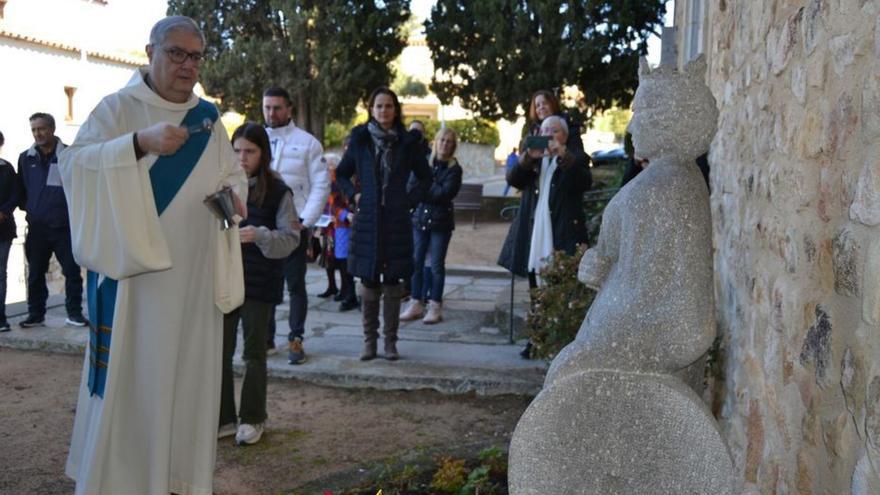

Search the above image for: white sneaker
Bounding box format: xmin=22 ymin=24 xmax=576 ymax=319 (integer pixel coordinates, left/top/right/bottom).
xmin=218 ymin=422 xmax=236 ymax=439
xmin=235 ymin=423 xmax=264 ymax=445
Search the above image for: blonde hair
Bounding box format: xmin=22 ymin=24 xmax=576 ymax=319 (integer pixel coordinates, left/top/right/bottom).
xmin=431 ymin=127 xmax=458 ymax=161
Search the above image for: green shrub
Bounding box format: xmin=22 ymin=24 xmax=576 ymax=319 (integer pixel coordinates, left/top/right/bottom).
xmin=445 ymin=118 xmax=500 ymax=146
xmin=526 ymin=244 xmax=595 ymax=360
xmin=324 ymin=121 xmax=349 ymax=150
xmin=430 ymin=457 xmax=468 ymax=493
xmin=476 ymin=447 xmax=506 ymax=477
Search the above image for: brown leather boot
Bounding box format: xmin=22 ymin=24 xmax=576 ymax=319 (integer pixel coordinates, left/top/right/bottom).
xmin=382 ymin=283 xmax=404 ymax=361
xmin=360 ymin=284 xmax=381 ymax=361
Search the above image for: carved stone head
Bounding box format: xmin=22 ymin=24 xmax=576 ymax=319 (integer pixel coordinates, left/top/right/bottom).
xmin=627 ymin=55 xmax=719 ymax=161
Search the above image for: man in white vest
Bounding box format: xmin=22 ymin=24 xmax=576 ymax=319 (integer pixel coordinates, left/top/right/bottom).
xmin=262 ymin=87 xmax=329 ymax=364
xmin=59 ymin=16 xmax=247 ymax=495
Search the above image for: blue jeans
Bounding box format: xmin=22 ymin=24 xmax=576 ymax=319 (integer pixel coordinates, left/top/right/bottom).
xmin=267 ymin=229 xmax=309 ymax=344
xmin=411 ymin=229 xmax=452 ymax=303
xmin=0 ymin=240 xmax=10 ymax=320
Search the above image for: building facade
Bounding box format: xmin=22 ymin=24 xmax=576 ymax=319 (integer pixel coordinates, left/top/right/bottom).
xmin=675 ymin=0 xmax=880 ymax=493
xmin=0 ymin=0 xmax=164 ymax=302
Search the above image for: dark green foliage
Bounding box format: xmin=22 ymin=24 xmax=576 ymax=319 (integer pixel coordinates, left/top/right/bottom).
xmin=526 ymin=244 xmax=595 ymax=360
xmin=401 ymin=117 xmax=500 ymax=146
xmin=445 ymin=118 xmax=500 ymax=146
xmin=424 ymin=0 xmax=666 ymax=123
xmin=393 ymin=74 xmax=430 ymax=97
xmin=166 ymin=0 xmax=410 ymax=142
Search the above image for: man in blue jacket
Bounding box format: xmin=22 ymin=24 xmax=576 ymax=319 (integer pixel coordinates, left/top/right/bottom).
xmin=17 ymin=113 xmax=86 ymax=328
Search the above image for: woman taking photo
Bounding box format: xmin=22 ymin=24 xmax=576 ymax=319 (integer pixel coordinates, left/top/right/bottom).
xmin=526 ymin=90 xmax=584 ymax=154
xmin=336 ymin=87 xmax=431 ymax=361
xmin=219 ymin=123 xmax=299 ymax=446
xmin=498 ymin=115 xmax=592 ymax=358
xmin=399 ymin=127 xmax=463 ymax=324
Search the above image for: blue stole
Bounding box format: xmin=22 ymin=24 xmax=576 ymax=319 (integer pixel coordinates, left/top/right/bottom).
xmin=87 ymin=98 xmax=219 ymax=398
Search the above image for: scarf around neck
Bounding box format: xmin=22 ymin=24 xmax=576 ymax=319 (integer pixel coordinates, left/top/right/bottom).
xmin=367 ymin=120 xmax=398 ymax=205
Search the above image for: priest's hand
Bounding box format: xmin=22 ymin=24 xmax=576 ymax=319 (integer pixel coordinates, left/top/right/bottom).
xmin=239 ymin=225 xmax=257 ymax=243
xmin=136 ymin=123 xmax=189 ymax=156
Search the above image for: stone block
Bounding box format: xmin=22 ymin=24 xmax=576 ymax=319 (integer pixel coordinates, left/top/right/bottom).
xmin=840 ymin=347 xmax=865 ymax=430
xmin=862 ymin=238 xmax=880 ymax=324
xmin=852 ymin=449 xmax=880 ymax=495
xmin=771 ymin=8 xmax=803 ymax=76
xmin=799 ymin=305 xmax=833 ymax=384
xmin=832 ymin=227 xmax=860 ymax=296
xmin=850 ymin=161 xmax=880 ymax=226
xmin=866 ymin=375 xmax=880 ymax=445
xmin=861 ymin=71 xmax=880 ymax=140
xmin=829 ymin=33 xmax=856 ymax=76
xmin=876 ymin=14 xmax=880 ymax=57
xmin=798 ymin=111 xmax=824 ymax=158
xmin=802 ymin=0 xmax=826 ymax=56
xmin=745 ymin=399 xmax=765 ymax=483
xmin=792 ymin=64 xmax=807 ymax=103
xmin=807 ymin=48 xmax=828 ymax=90
xmin=823 ymin=93 xmax=857 ymax=159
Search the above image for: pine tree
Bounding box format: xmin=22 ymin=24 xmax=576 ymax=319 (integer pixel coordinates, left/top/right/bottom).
xmin=424 ymin=0 xmax=665 ymax=123
xmin=166 ymin=0 xmax=411 ymax=142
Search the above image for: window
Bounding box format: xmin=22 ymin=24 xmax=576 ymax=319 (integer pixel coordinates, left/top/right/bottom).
xmin=65 ymin=86 xmax=77 ymax=122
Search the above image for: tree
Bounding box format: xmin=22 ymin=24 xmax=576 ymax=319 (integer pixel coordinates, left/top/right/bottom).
xmin=392 ymin=74 xmax=429 ymax=97
xmin=166 ymin=0 xmax=411 ymax=143
xmin=424 ymin=0 xmax=666 ymax=124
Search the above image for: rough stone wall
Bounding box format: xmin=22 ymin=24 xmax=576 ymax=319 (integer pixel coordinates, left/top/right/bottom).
xmin=703 ymin=1 xmax=880 ymax=493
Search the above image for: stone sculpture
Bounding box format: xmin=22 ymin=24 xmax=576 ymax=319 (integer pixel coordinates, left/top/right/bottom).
xmin=508 ymin=55 xmax=736 ymax=494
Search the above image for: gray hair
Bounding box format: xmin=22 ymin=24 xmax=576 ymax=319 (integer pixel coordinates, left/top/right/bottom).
xmin=149 ymin=16 xmax=205 ymax=47
xmin=541 ymin=115 xmax=569 ymax=137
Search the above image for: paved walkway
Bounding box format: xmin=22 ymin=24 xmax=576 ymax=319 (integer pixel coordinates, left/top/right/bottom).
xmin=0 ymin=265 xmax=542 ymax=396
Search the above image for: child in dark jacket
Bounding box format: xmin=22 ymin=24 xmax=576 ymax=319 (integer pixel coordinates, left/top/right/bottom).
xmin=219 ymin=123 xmax=300 ymax=446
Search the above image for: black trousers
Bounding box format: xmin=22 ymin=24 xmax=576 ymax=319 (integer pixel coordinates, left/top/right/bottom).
xmin=24 ymin=224 xmax=83 ymax=317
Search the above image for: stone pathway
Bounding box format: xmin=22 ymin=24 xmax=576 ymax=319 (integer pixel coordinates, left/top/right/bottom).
xmin=0 ymin=266 xmax=542 ymax=396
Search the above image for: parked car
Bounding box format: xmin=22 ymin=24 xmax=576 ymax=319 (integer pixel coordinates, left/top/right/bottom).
xmin=590 ymin=147 xmax=628 ymax=167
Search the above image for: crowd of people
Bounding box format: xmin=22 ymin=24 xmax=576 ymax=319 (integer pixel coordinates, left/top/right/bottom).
xmin=0 ymin=14 xmax=601 ymax=494
xmin=0 ymin=115 xmax=88 ymax=336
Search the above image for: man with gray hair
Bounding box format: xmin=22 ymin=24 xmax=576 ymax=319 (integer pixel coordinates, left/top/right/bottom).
xmin=60 ymin=16 xmax=247 ymax=494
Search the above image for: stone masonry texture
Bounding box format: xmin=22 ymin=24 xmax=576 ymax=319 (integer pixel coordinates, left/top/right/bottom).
xmin=692 ymin=0 xmax=880 ymax=493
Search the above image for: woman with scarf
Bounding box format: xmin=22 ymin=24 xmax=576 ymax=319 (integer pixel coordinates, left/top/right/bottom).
xmin=399 ymin=127 xmax=463 ymax=324
xmin=336 ymin=87 xmax=431 ymax=361
xmin=498 ymin=115 xmax=592 ymax=357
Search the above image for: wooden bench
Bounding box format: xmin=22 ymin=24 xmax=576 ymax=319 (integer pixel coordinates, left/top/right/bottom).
xmin=454 ymin=183 xmax=483 ymax=229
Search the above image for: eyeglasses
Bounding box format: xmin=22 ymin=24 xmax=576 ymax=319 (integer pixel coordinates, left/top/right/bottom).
xmin=163 ymin=47 xmax=204 ymax=65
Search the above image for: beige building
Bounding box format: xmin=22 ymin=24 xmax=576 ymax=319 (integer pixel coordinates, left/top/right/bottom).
xmin=675 ymin=0 xmax=880 ymax=493
xmin=0 ymin=0 xmax=165 ymax=303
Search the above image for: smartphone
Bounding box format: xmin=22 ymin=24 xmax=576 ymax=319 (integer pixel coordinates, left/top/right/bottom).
xmin=524 ymin=135 xmax=550 ymax=150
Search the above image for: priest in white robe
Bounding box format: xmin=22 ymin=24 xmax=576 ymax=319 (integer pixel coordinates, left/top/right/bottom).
xmin=59 ymin=16 xmax=247 ymax=495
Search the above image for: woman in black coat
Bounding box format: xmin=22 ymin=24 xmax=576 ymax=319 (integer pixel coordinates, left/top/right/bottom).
xmin=498 ymin=116 xmax=592 ymax=356
xmin=336 ymin=87 xmax=431 ymax=361
xmin=400 ymin=127 xmax=463 ymax=325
